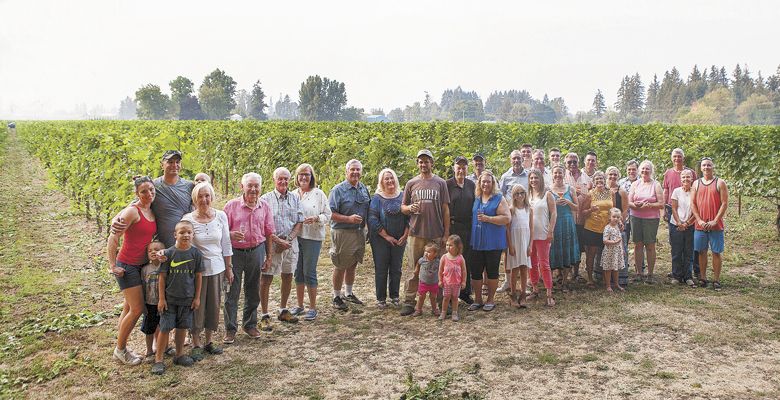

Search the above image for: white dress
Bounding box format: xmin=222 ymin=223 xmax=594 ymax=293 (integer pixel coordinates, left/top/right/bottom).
xmin=507 ymin=207 xmax=531 ymax=269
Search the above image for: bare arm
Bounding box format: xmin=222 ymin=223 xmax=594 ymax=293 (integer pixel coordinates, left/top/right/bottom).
xmin=713 ymin=180 xmax=729 ymax=225
xmin=106 ymin=206 xmax=139 ymax=275
xmin=442 ymin=203 xmax=451 ymax=240
xmin=546 ymin=192 xmax=557 ymax=241
xmin=491 ymin=198 xmax=512 ymax=226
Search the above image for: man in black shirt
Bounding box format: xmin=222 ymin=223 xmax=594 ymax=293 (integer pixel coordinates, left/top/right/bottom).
xmin=446 ymin=156 xmax=476 ymax=304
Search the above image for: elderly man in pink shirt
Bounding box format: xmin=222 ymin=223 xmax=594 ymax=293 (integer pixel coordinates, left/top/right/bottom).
xmin=222 ymin=172 xmax=274 ymax=343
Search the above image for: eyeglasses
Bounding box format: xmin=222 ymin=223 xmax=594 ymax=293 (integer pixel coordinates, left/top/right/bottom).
xmin=566 ymin=160 xmax=578 ymax=165
xmin=513 ymin=192 xmax=526 ymax=197
xmin=298 ymin=173 xmax=311 ymax=177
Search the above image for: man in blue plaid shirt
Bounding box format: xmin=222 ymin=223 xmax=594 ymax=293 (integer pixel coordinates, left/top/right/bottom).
xmin=259 ymin=167 xmax=304 ymax=328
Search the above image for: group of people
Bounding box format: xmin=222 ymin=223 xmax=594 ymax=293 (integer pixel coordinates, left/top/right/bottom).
xmin=106 ymin=145 xmax=729 ymax=375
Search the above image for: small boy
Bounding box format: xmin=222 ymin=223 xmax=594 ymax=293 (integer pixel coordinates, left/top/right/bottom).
xmin=140 ymin=240 xmax=165 ymax=362
xmin=413 ymin=242 xmax=440 ymax=317
xmin=151 ymin=221 xmax=203 ymax=375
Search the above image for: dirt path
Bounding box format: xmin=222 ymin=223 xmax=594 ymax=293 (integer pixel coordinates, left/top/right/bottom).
xmin=2 ymin=128 xmax=779 ymax=399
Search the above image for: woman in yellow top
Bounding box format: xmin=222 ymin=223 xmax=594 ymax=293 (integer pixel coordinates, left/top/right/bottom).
xmin=581 ymin=171 xmax=612 ymax=287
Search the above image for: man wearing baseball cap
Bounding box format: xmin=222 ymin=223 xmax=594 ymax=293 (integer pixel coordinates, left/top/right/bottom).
xmin=112 ymin=150 xmax=195 ymax=247
xmin=399 ymin=149 xmax=451 ymax=315
xmin=466 ymin=153 xmax=485 ymax=183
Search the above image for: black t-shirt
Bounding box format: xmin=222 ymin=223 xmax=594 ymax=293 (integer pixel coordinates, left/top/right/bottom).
xmin=159 ymin=246 xmax=204 ymax=306
xmin=446 ymin=178 xmax=475 ymax=239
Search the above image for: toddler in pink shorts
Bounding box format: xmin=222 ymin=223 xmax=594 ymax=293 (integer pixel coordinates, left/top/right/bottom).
xmin=413 ymin=242 xmax=440 ymax=317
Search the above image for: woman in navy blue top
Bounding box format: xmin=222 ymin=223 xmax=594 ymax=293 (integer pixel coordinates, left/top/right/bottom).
xmin=469 ymin=171 xmax=511 ymax=312
xmin=368 ymin=168 xmax=410 ymax=308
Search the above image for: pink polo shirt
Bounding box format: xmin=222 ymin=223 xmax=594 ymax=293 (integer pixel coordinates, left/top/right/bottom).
xmin=223 ymin=196 xmax=275 ymax=249
xmin=662 ymin=167 xmax=697 ymax=205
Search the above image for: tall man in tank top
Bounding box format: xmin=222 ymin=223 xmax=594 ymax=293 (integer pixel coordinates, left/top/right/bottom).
xmin=399 ymin=149 xmax=450 ymax=316
xmin=690 ymin=158 xmax=728 ymax=291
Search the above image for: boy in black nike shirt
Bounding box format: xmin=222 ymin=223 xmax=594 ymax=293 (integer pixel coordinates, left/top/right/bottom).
xmin=151 ymin=220 xmax=203 ymax=375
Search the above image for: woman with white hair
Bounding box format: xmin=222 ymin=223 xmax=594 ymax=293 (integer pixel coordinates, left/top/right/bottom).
xmin=182 ymin=182 xmax=233 ymax=360
xmin=628 ymin=160 xmax=664 ymax=283
xmin=368 ymin=168 xmax=410 ymax=308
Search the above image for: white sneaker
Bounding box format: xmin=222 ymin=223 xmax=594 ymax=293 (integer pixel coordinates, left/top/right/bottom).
xmin=113 ymin=347 xmax=142 ymax=366
xmin=496 ymin=281 xmax=511 ymax=293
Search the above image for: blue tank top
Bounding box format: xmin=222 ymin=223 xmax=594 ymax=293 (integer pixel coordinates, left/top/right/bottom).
xmin=470 ymin=194 xmax=507 ymax=251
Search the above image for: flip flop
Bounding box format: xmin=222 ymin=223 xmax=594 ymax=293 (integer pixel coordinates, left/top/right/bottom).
xmin=482 ymin=303 xmax=495 ymax=312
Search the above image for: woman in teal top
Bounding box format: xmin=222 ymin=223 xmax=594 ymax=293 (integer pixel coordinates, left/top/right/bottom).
xmin=469 ymin=171 xmax=511 ymax=312
xmin=549 ymin=165 xmax=580 ymax=291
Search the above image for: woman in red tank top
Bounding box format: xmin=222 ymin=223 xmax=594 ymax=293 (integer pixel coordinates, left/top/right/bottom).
xmin=106 ymin=176 xmax=157 ymax=365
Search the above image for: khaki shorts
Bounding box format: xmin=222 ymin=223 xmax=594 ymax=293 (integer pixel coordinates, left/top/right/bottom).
xmin=264 ymin=239 xmax=299 ymax=276
xmin=329 ymin=228 xmax=366 ymax=270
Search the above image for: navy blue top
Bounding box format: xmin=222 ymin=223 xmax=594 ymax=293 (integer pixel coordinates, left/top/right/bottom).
xmin=368 ymin=192 xmax=409 ymax=240
xmin=470 ymin=194 xmax=507 ymax=251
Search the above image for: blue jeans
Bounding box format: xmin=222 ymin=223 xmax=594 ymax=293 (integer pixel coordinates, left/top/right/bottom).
xmin=370 ymin=235 xmax=405 ymax=301
xmin=224 ymin=244 xmax=264 ymax=332
xmin=669 ymin=224 xmax=694 ymax=281
xmin=295 ymin=238 xmax=322 ymax=287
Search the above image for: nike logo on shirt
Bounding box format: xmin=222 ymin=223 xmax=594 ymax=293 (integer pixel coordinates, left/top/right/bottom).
xmin=170 ymin=259 xmax=193 ymax=268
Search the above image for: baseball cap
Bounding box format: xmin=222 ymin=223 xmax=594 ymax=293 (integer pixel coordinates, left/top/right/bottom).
xmin=454 ymin=156 xmax=468 ymax=165
xmin=416 ymin=149 xmax=434 ymax=161
xmin=162 ymin=150 xmax=182 ymax=161
xmin=473 ymin=153 xmax=485 ymax=161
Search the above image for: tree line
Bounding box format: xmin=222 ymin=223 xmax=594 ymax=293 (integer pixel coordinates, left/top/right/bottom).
xmin=120 ymin=63 xmax=780 ymax=125
xmin=124 ymin=69 xmax=359 ymax=122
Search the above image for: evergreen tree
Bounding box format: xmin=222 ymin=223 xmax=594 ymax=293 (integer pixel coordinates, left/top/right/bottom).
xmin=248 ymin=80 xmax=268 ymax=120
xmin=592 ymin=89 xmax=606 ymax=117
xmin=645 ymin=75 xmax=660 ymax=121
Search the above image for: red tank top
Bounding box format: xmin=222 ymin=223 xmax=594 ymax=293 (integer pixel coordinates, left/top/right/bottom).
xmin=117 ymin=205 xmax=157 ymax=265
xmin=694 ymin=178 xmax=724 ymax=231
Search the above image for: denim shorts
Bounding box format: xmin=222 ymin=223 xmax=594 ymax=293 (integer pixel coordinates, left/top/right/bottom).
xmin=114 ymin=260 xmax=143 ymax=290
xmin=159 ymin=304 xmax=193 ymax=332
xmin=694 ymin=230 xmax=724 ymax=254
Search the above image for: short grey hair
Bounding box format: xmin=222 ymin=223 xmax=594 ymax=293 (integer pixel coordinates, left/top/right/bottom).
xmin=273 ymin=167 xmax=291 ymax=180
xmin=241 ymin=172 xmax=262 ymax=187
xmin=639 ymin=159 xmax=655 ymax=178
xmin=191 ymin=182 xmax=215 ymax=205
xmin=671 ymin=148 xmax=685 ymax=157
xmin=345 ymin=159 xmax=363 ymax=171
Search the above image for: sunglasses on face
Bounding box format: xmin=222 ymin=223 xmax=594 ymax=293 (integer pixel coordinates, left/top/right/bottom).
xmin=566 ymin=160 xmax=578 ymax=165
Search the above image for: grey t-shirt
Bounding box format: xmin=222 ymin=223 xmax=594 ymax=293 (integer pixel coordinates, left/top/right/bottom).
xmin=160 ymin=246 xmax=204 ymax=306
xmin=402 ymin=175 xmax=450 ymax=239
xmin=141 ymin=262 xmax=161 ymax=306
xmin=418 ymin=257 xmax=440 ymax=285
xmin=152 ymin=177 xmax=195 ymax=247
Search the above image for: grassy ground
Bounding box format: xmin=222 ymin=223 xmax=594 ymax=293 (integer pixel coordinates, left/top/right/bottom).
xmin=1 ymin=128 xmax=779 ymax=399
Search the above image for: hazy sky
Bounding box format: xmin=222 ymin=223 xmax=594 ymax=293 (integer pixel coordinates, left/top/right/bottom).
xmin=1 ymin=0 xmax=778 ymax=118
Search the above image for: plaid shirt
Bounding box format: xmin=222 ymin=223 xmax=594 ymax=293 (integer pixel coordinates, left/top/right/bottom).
xmin=261 ymin=189 xmax=304 ymax=238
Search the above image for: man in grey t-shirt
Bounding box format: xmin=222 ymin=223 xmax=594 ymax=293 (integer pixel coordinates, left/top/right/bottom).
xmin=112 ymin=150 xmax=194 ymax=248
xmin=399 ymin=149 xmax=450 ymax=316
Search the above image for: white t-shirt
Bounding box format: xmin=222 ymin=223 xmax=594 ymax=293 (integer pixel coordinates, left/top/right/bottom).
xmin=670 ymin=187 xmax=692 ymax=226
xmin=182 ymin=210 xmax=233 ymax=276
